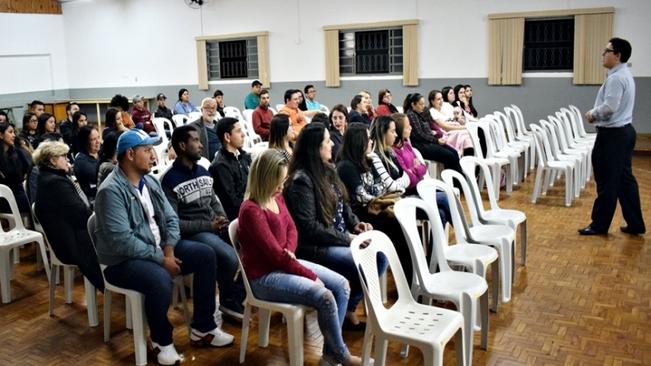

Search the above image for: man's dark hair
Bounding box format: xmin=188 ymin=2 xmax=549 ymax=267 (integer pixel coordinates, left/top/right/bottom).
xmin=311 ymin=113 xmax=329 ymax=124
xmin=213 ymin=89 xmax=224 ymax=98
xmin=284 ymin=89 xmax=299 ymax=103
xmin=304 ymin=84 xmax=315 ymax=93
xmin=110 ymin=94 xmax=129 ymax=111
xmin=171 ymin=124 xmax=199 ymax=155
xmin=216 ymin=117 xmax=239 ymax=145
xmin=259 ymin=88 xmax=270 ymax=97
xmin=30 ymin=100 xmax=44 ymax=108
xmin=251 ymin=80 xmax=262 ymax=88
xmin=65 ymin=102 xmax=79 ymax=113
xmin=609 ymin=37 xmax=632 ymax=63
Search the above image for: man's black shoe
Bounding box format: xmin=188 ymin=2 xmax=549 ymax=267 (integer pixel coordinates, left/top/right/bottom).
xmin=620 ymin=226 xmax=646 ymax=235
xmin=342 ymin=318 xmax=366 ymax=332
xmin=578 ymin=225 xmax=607 ymax=236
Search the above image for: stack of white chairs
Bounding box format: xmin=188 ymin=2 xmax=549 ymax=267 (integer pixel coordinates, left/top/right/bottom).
xmin=468 ymin=119 xmax=515 ymax=199
xmin=568 ymin=104 xmax=597 ymax=141
xmin=538 ymin=119 xmax=585 ymax=196
xmin=547 ymin=115 xmax=590 ymax=187
xmin=395 ymin=197 xmax=490 ymax=364
xmin=556 ymin=108 xmax=594 ymax=180
xmin=508 ymin=105 xmax=537 ymax=171
xmin=493 ymin=111 xmax=530 ymax=180
xmin=350 ymin=231 xmax=466 ymax=366
xmin=240 ymin=109 xmax=263 ymax=148
xmin=529 ymin=124 xmax=577 ymax=207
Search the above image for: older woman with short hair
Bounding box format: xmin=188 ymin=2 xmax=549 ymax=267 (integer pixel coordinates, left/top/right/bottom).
xmin=33 ymin=141 xmax=104 ymax=291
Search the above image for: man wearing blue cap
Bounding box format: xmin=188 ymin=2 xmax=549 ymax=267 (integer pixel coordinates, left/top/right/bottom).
xmin=94 ymin=129 xmax=234 ymax=365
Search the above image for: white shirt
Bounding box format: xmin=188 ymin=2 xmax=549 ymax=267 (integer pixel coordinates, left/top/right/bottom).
xmin=136 ymin=184 xmax=162 ymax=248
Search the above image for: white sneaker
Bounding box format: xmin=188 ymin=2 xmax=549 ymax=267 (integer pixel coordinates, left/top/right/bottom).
xmin=190 ymin=327 xmax=234 ymax=347
xmin=151 ymin=342 xmax=183 ymax=365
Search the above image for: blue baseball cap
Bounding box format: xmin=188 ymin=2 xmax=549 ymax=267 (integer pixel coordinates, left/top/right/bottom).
xmin=117 ymin=129 xmax=161 ymax=155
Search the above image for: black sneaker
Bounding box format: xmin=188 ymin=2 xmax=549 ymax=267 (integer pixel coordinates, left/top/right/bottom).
xmin=219 ymin=302 xmax=244 ymax=321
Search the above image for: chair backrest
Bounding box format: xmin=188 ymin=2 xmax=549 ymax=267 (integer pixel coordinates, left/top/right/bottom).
xmin=530 ymin=123 xmax=552 ymax=167
xmin=227 ymin=219 xmax=257 ymax=304
xmin=0 ymin=184 xmax=26 ymax=233
xmin=494 ymin=110 xmax=518 ymax=144
xmin=557 ymin=108 xmax=581 ymax=143
xmin=510 ymin=104 xmax=531 ymax=136
xmin=417 ymin=179 xmax=475 ymax=245
xmin=224 ymin=106 xmax=243 ymax=120
xmin=350 ymin=231 xmax=415 ymax=324
xmin=188 ymin=111 xmax=202 ymax=122
xmin=484 ymin=115 xmax=508 ymax=151
xmin=504 ymin=106 xmax=523 ymax=138
xmin=465 ymin=122 xmax=486 ymax=159
xmin=242 ymin=109 xmax=254 ymax=124
xmin=197 ymin=157 xmax=211 ymax=170
xmin=268 ymin=107 xmax=278 ymax=115
xmin=539 ymin=119 xmax=564 ymax=160
xmin=395 ymin=198 xmax=452 ymax=282
xmin=319 ymin=105 xmax=330 ymax=114
xmin=548 ymin=114 xmax=572 ymax=152
xmin=275 ymin=104 xmax=285 ymax=113
xmin=459 ymin=156 xmax=500 ymax=212
xmin=476 ymin=118 xmax=499 ymax=158
xmin=568 ymin=105 xmax=588 ymax=137
xmin=172 ymin=114 xmax=188 ymax=128
xmin=440 ymin=169 xmax=483 ymax=227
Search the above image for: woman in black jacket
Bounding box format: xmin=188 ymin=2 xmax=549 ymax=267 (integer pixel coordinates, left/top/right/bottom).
xmin=284 ymin=122 xmax=381 ymax=330
xmin=0 ymin=122 xmax=32 ymax=214
xmin=328 ymin=104 xmax=348 ymax=161
xmin=33 ymin=141 xmax=104 ymax=291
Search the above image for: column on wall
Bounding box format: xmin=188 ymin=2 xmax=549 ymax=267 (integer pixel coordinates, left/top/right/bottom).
xmin=196 ymin=39 xmax=209 ymax=90
xmin=402 ymin=23 xmax=418 ymax=87
xmin=488 ymin=17 xmax=524 ymax=85
xmin=324 ymin=29 xmax=340 ymax=88
xmin=257 ymin=33 xmax=270 ymax=88
xmin=573 ymin=12 xmax=614 ymax=85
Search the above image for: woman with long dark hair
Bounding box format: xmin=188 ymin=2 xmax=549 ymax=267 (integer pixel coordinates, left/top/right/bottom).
xmin=464 ymin=84 xmax=478 ymax=117
xmin=19 ymin=113 xmax=38 ymax=149
xmin=375 ymin=89 xmax=399 ymax=117
xmin=328 ymin=104 xmax=348 ymax=161
xmin=73 ymin=126 xmax=100 ymax=201
xmin=70 ymin=111 xmax=88 ymax=157
xmin=403 ymin=93 xmax=462 ymax=173
xmin=102 ymin=108 xmax=128 ymax=140
xmin=0 ymin=122 xmax=31 ymax=214
xmin=284 ymin=122 xmax=382 ymax=331
xmin=428 ymin=90 xmax=474 ymax=156
xmin=268 ymin=114 xmax=295 ymax=163
xmin=34 ymin=113 xmax=56 ymax=148
xmin=239 ymin=149 xmax=363 ymax=366
xmin=97 ymin=130 xmax=122 ymax=186
xmin=174 ymin=88 xmax=196 ymax=115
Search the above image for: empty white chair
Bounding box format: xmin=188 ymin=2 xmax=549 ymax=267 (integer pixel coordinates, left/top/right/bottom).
xmin=459 ymin=157 xmax=528 ymax=266
xmin=228 ymin=220 xmax=311 ymax=366
xmin=538 ymin=120 xmax=583 ymax=198
xmin=395 ymin=198 xmax=489 ymax=364
xmin=493 ymin=111 xmax=530 ymax=180
xmin=187 ymin=111 xmax=202 ymax=121
xmin=171 ymin=114 xmax=188 ymax=127
xmin=467 ymin=121 xmax=513 ymax=198
xmin=547 ymin=115 xmax=588 ymax=189
xmin=568 ymin=105 xmax=597 ymax=141
xmin=351 ymin=230 xmax=466 ymax=366
xmin=530 ymin=124 xmax=576 ymax=207
xmin=504 ymin=106 xmax=536 ymax=171
xmin=0 ymin=184 xmax=50 ymax=303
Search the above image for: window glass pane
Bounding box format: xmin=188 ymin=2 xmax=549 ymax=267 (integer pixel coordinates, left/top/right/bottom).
xmin=523 ymin=18 xmax=574 ymax=71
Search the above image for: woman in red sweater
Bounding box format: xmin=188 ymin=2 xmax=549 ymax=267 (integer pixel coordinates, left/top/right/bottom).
xmin=237 ymin=149 xmax=362 ymax=366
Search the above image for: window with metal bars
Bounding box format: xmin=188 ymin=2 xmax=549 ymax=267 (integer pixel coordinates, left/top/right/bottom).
xmin=206 ymin=38 xmax=259 ymax=80
xmin=339 ymin=28 xmax=402 ymax=75
xmin=523 ymin=18 xmax=574 ymax=71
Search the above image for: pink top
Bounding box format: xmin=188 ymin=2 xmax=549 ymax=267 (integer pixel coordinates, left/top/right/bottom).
xmin=238 ymin=195 xmax=317 ymax=281
xmin=392 ymin=141 xmax=428 ymax=189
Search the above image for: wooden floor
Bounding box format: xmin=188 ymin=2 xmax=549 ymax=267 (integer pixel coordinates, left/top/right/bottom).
xmin=1 ymin=155 xmax=650 ymax=366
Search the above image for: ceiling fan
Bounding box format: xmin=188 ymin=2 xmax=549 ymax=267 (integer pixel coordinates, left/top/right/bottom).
xmin=185 ymin=0 xmax=204 ymax=9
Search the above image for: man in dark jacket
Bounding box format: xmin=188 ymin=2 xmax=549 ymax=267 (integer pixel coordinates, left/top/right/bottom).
xmin=188 ymin=97 xmax=221 ymax=160
xmin=209 ymin=117 xmax=251 ymax=221
xmin=162 ymin=125 xmax=245 ymax=318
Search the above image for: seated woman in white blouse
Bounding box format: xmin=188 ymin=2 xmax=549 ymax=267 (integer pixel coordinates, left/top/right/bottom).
xmin=428 ymin=89 xmax=474 ymax=157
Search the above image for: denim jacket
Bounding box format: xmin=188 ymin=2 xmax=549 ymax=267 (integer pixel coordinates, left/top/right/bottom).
xmin=94 ymin=166 xmax=180 ymax=266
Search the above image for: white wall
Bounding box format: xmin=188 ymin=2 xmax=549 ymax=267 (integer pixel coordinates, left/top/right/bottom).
xmin=0 ymin=13 xmax=69 ymax=94
xmin=58 ymin=0 xmax=651 ymax=89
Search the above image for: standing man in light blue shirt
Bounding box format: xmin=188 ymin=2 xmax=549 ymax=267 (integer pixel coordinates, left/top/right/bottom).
xmin=579 ymin=37 xmax=646 ymax=236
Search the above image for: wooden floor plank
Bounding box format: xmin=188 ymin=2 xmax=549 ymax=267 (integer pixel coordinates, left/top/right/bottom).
xmin=1 ymin=155 xmax=649 ymax=365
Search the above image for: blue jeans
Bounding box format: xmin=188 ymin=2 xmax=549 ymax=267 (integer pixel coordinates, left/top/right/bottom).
xmin=250 ymin=260 xmax=351 ymax=363
xmin=298 ymin=245 xmax=388 ymax=313
xmin=103 ymin=239 xmax=217 ymax=346
xmin=436 ymin=191 xmax=452 ymax=225
xmin=185 ymin=231 xmax=244 ymax=309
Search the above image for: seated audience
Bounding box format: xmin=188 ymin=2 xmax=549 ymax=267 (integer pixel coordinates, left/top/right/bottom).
xmin=32 ymin=141 xmax=104 ymax=291
xmin=285 ymin=122 xmax=383 ymax=331
xmin=244 ymin=80 xmax=263 ymax=110
xmin=464 ymin=84 xmax=478 ymax=117
xmin=59 ymin=102 xmax=79 ymax=147
xmin=268 ymin=114 xmax=294 ymax=163
xmin=428 ymin=90 xmax=474 ymax=156
xmin=335 ymin=123 xmax=410 ymax=279
xmin=73 ymin=126 xmax=100 ymax=202
xmin=95 ymin=129 xmax=233 ymax=365
xmin=303 ymin=84 xmax=322 ymax=111
xmin=162 ymin=125 xmax=245 ymax=318
xmin=102 ymin=108 xmax=128 ymax=140
xmin=154 ymin=93 xmax=174 ymax=122
xmin=26 ymin=133 xmax=63 ymax=202
xmin=328 ymin=104 xmax=348 ymax=161
xmin=209 ymin=117 xmax=251 ymax=221
xmin=238 ymin=149 xmax=363 ymax=366
xmin=279 ymin=89 xmax=308 ymax=136
xmin=29 ymin=100 xmax=45 ymax=118
xmin=375 ymin=89 xmax=399 ymax=117
xmin=19 ymin=112 xmax=38 ymax=148
xmin=252 ymin=88 xmax=273 ymax=141
xmin=188 ymin=97 xmax=221 ymax=160
xmin=454 ymin=84 xmax=471 ymax=114
xmin=441 ymin=86 xmax=456 ymax=119
xmin=347 ymin=95 xmax=371 ymax=125
xmin=131 ymin=94 xmax=153 ymax=132
xmin=213 ymin=90 xmax=226 ymax=118
xmin=97 ymin=131 xmax=122 ymax=186
xmin=69 ymin=111 xmax=88 ymax=157
xmin=0 ymin=122 xmax=31 ymax=214
xmin=358 ymin=90 xmax=376 ymax=121
xmin=34 ymin=113 xmax=56 ymax=148
xmin=174 ymin=88 xmax=196 ymax=115
xmin=403 ymin=93 xmax=462 ymax=173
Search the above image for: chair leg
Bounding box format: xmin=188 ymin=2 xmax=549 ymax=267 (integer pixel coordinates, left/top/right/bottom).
xmin=176 ymin=279 xmax=191 ymax=334
xmin=49 ymin=264 xmax=57 ymax=316
xmin=480 ymin=292 xmax=489 ymax=350
xmin=64 ymin=266 xmax=74 ymax=304
xmin=36 ymin=239 xmax=51 ymax=282
xmin=125 ymin=297 xmax=133 ymax=330
xmin=258 ymin=308 xmax=271 ymax=347
xmin=421 ymin=346 xmax=437 ymax=366
xmin=531 ymin=167 xmax=544 ymax=203
xmin=497 ymin=243 xmax=512 ymax=303
xmin=360 ymin=323 xmax=374 ymax=365
xmin=130 ymin=295 xmax=148 ymax=366
xmin=373 ymin=337 xmax=388 ymax=366
xmin=12 ymin=246 xmax=20 ymax=264
xmin=0 ymin=250 xmax=13 ymax=304
xmin=103 ymin=290 xmax=112 ymax=342
xmin=455 ymin=328 xmax=466 ymax=366
xmin=521 ymin=220 xmax=527 ymax=266
xmin=459 ymin=293 xmax=475 ymax=365
xmin=239 ymin=304 xmax=252 ymax=363
xmin=491 ymin=261 xmax=500 ymax=313
xmin=84 ymin=277 xmax=98 ymax=327
xmin=285 ymin=310 xmax=304 ymax=366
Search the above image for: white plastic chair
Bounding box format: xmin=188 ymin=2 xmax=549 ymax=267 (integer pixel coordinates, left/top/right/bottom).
xmin=31 ymin=203 xmax=98 ymax=326
xmin=530 ymin=124 xmax=576 ymax=207
xmin=395 ymin=198 xmax=489 ymax=364
xmin=504 ymin=106 xmax=536 ymax=172
xmin=351 ymin=230 xmax=466 ymax=366
xmin=87 ymin=214 xmax=190 ymax=366
xmin=546 ymin=116 xmax=588 ymax=190
xmin=275 ymin=104 xmax=286 ymax=112
xmin=483 ymin=115 xmax=521 ymax=186
xmin=493 ymin=111 xmax=530 ymax=180
xmin=224 ymin=106 xmax=244 ymax=120
xmin=172 ymin=114 xmax=188 ymax=127
xmin=510 ymin=104 xmax=538 ymax=171
xmin=0 ymin=184 xmax=50 ymax=303
xmin=459 ymin=157 xmax=528 ymax=267
xmin=568 ymin=105 xmax=597 ymax=141
xmin=555 ymin=110 xmax=594 ymax=181
xmin=537 ymin=120 xmax=582 ymax=200
xmin=466 ymin=121 xmax=512 ymax=199
xmin=421 ymin=178 xmax=515 ymax=304
xmin=319 ymin=105 xmax=330 ymax=114
xmin=188 ymin=111 xmax=202 ymax=122
xmin=228 ymin=220 xmax=311 ymax=366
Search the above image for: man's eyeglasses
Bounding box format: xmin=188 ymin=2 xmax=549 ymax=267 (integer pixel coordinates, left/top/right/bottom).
xmin=602 ymin=48 xmax=615 ymax=56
